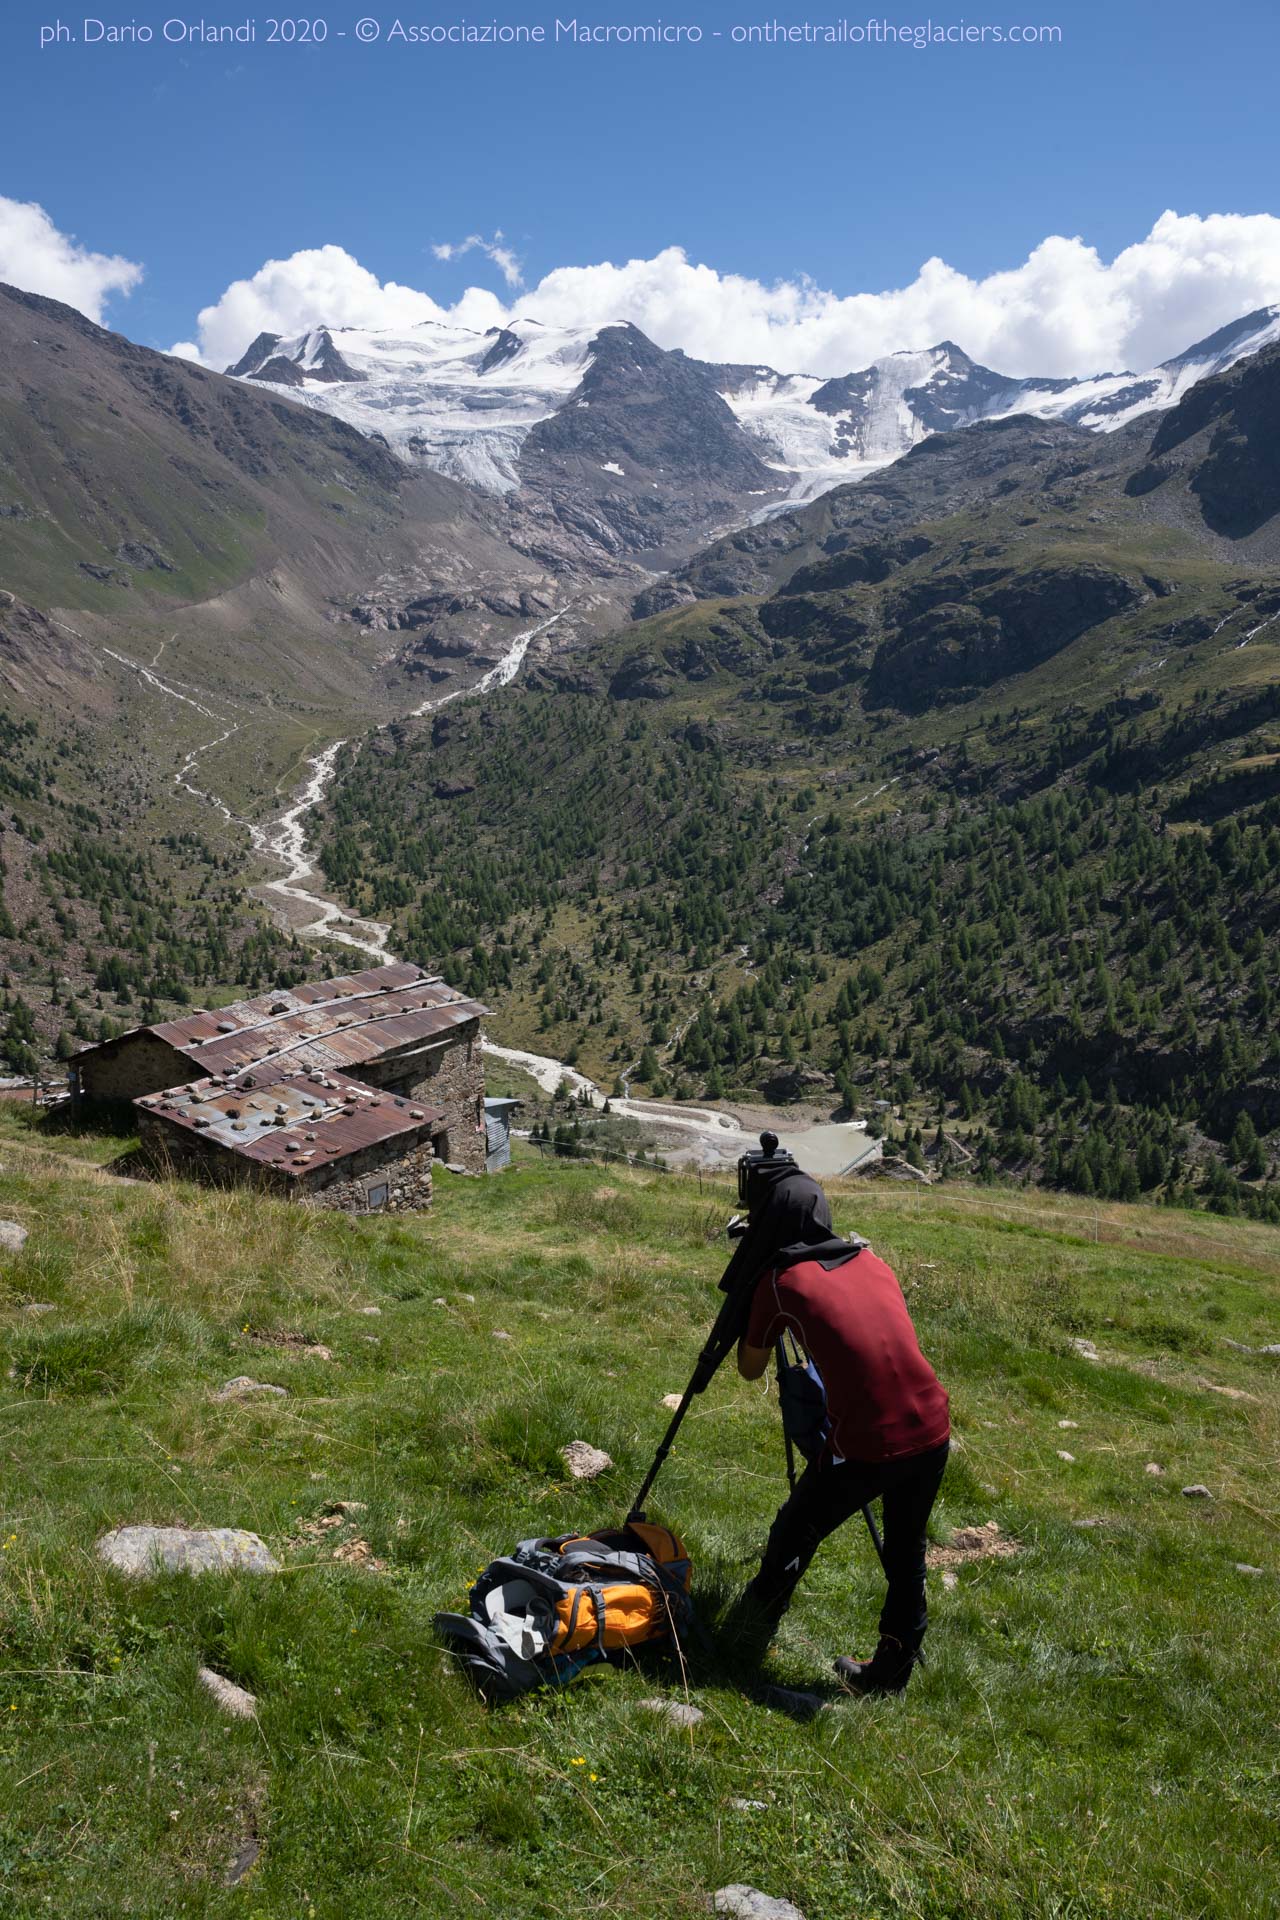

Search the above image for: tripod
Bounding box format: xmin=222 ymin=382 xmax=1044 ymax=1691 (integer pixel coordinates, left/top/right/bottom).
xmin=628 ymin=1331 xmax=885 ymax=1573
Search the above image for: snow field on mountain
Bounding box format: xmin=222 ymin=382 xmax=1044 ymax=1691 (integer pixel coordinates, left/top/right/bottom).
xmin=234 ymin=304 xmax=1280 ymax=504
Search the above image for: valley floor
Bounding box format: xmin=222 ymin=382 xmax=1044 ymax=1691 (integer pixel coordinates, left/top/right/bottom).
xmin=2 ymin=1105 xmax=1278 ymax=1918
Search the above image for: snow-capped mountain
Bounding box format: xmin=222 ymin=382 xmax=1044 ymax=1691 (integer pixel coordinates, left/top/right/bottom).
xmin=230 ymin=316 xmax=601 ymax=492
xmin=231 ymin=319 xmax=786 ymax=560
xmin=228 ymin=305 xmax=1280 ymax=550
xmin=712 ymin=307 xmax=1280 ymax=505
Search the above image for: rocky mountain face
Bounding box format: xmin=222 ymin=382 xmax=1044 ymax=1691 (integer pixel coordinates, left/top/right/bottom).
xmin=230 ymin=317 xmax=789 ymax=567
xmin=513 ymin=324 xmax=784 ymax=562
xmin=635 ymin=414 xmax=1106 ymax=612
xmin=579 ymin=342 xmax=1280 ymax=722
xmin=1127 ymin=340 xmax=1280 ymax=553
xmin=0 ymin=282 xmax=595 ymax=711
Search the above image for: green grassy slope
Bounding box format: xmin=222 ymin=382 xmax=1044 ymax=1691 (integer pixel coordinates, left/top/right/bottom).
xmin=2 ymin=1110 xmax=1278 ymax=1917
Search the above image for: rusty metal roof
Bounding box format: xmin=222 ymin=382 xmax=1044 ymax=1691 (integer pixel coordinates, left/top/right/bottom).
xmin=75 ymin=964 xmax=487 ymax=1078
xmin=136 ymin=1068 xmax=445 ymax=1178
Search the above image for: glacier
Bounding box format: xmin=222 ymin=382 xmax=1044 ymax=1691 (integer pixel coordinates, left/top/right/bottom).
xmin=229 ymin=304 xmax=1280 ymax=514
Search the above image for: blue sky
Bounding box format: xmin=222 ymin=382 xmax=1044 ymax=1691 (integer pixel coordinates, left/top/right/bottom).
xmin=2 ymin=0 xmax=1279 ymax=371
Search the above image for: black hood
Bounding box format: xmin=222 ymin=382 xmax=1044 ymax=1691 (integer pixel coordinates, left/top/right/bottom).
xmin=720 ymin=1165 xmax=866 ymax=1298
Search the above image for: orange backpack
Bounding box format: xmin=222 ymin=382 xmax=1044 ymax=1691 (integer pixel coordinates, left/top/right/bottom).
xmin=435 ymin=1521 xmax=693 ymax=1696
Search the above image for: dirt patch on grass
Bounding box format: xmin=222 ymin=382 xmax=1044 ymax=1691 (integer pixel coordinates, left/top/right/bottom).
xmin=927 ymin=1520 xmax=1021 ymax=1570
xmin=331 ymin=1536 xmax=386 ymax=1571
xmin=292 ymin=1502 xmax=385 ymax=1571
xmin=246 ymin=1328 xmax=331 ymax=1358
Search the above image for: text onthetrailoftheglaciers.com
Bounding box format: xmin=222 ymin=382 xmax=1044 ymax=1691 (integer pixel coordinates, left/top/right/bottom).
xmin=41 ymin=16 xmax=1066 ymax=51
xmin=393 ymin=16 xmax=1065 ymax=42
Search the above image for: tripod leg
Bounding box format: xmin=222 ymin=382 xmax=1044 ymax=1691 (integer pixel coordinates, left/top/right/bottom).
xmin=627 ymin=1380 xmax=696 ymax=1521
xmin=776 ymin=1338 xmax=797 ymax=1493
xmin=861 ymin=1502 xmax=885 ymax=1571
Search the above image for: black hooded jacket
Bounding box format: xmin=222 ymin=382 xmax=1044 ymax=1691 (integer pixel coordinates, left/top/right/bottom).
xmin=719 ymin=1162 xmax=866 ymax=1316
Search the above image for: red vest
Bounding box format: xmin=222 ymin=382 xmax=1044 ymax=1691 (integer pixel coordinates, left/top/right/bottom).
xmin=747 ymin=1249 xmax=949 ymax=1464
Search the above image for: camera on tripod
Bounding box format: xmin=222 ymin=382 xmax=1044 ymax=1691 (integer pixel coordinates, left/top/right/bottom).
xmin=725 ymin=1129 xmax=796 ymax=1242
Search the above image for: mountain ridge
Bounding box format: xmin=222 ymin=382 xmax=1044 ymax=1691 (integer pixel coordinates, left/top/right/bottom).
xmin=227 ymin=303 xmax=1280 ymax=546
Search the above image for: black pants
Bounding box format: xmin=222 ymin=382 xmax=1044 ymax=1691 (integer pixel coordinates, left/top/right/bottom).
xmin=745 ymin=1440 xmax=949 ymax=1650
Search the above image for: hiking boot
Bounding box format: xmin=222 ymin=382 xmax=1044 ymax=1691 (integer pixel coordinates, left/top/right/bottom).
xmin=833 ymin=1633 xmax=918 ymax=1696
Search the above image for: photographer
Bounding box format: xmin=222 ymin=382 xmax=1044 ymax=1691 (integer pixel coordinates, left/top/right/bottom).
xmin=729 ymin=1151 xmax=950 ymax=1696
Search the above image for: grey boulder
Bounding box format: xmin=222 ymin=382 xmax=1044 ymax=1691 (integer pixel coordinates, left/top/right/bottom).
xmin=0 ymin=1220 xmax=29 ymax=1255
xmin=213 ymin=1377 xmax=287 ymax=1402
xmin=711 ymin=1889 xmax=807 ymax=1920
xmin=561 ymin=1440 xmax=613 ymax=1481
xmin=198 ymin=1666 xmax=258 ymax=1718
xmin=97 ymin=1526 xmax=279 ymax=1578
xmin=639 ymin=1697 xmax=703 ymax=1728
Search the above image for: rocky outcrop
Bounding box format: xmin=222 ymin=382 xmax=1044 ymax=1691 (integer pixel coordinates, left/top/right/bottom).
xmin=1132 ymin=341 xmax=1280 ymax=540
xmin=609 ymin=652 xmax=674 ymax=701
xmin=866 ymin=561 xmax=1143 ymax=711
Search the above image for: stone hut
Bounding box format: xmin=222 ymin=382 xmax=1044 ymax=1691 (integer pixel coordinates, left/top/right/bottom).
xmin=135 ymin=1068 xmax=445 ymax=1211
xmin=71 ymin=963 xmax=490 ymax=1173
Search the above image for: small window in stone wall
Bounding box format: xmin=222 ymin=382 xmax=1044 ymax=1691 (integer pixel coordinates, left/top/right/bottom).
xmin=366 ymin=1182 xmax=389 ymax=1211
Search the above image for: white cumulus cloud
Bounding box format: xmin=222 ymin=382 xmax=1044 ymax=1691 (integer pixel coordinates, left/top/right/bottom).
xmin=432 ymin=230 xmax=524 ymax=289
xmin=179 ymin=212 xmax=1280 ymax=380
xmin=172 ymin=242 xmax=509 ymax=366
xmin=0 ymin=195 xmax=142 ymax=321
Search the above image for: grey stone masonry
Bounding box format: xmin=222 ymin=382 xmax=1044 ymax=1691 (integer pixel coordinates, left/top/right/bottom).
xmin=372 ymin=1016 xmax=486 ymax=1173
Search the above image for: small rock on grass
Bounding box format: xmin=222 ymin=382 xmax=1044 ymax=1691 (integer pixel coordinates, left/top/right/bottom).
xmin=729 ymin=1798 xmax=769 ymax=1812
xmin=1058 ymin=1419 xmax=1079 ymax=1430
xmin=492 ymin=1330 xmax=512 ymax=1342
xmin=358 ymin=1306 xmax=381 ymax=1316
xmin=1145 ymin=1462 xmax=1164 ymax=1476
xmin=1182 ymin=1484 xmax=1213 ymax=1499
xmin=214 ymin=1377 xmax=286 ymax=1403
xmin=661 ymin=1393 xmax=683 ymax=1410
xmin=98 ymin=1526 xmax=279 ymax=1578
xmin=22 ymin=1302 xmax=55 ymax=1315
xmin=1236 ymin=1564 xmax=1266 ymax=1576
xmin=639 ymin=1697 xmax=703 ymax=1728
xmin=198 ymin=1666 xmax=257 ymax=1719
xmin=561 ymin=1440 xmax=612 ymax=1481
xmin=224 ymin=1838 xmax=260 ymax=1889
xmin=1057 ymin=1450 xmax=1076 ymax=1463
xmin=712 ymin=1886 xmax=807 ymax=1920
xmin=0 ymin=1221 xmax=29 ymax=1254
xmin=1070 ymin=1338 xmax=1100 ymax=1362
xmin=303 ymin=1344 xmax=333 ymax=1361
